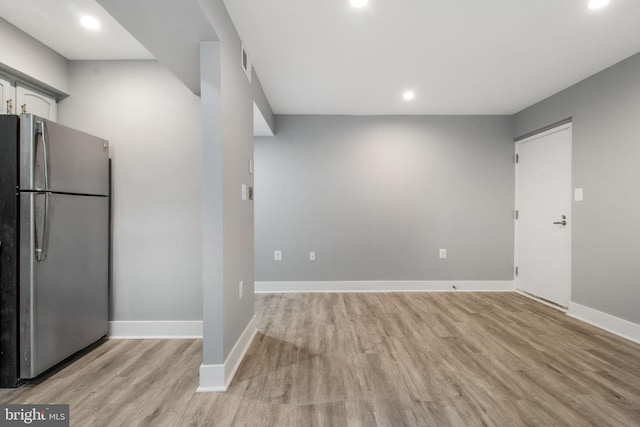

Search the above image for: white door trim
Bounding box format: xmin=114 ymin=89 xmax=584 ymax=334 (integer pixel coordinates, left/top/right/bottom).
xmin=517 ymin=122 xmax=572 ymax=145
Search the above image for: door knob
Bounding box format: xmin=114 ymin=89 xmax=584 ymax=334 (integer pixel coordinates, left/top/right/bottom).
xmin=553 ymin=215 xmax=567 ymax=226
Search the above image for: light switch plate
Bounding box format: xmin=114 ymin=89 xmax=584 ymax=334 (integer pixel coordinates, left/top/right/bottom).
xmin=574 ymin=188 xmax=583 ymax=201
xmin=241 ymin=184 xmax=248 ymax=200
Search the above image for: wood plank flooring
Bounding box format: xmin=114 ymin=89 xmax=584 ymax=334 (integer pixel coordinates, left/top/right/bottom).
xmin=1 ymin=292 xmax=639 ymax=426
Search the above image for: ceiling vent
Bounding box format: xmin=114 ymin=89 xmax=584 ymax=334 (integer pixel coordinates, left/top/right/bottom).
xmin=241 ymin=43 xmax=252 ymax=83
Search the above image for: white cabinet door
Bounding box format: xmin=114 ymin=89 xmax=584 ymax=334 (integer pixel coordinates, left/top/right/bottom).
xmin=16 ymin=84 xmax=57 ymax=121
xmin=0 ymin=76 xmax=15 ymax=114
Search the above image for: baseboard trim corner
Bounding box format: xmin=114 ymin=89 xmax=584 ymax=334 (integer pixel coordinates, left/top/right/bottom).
xmin=197 ymin=315 xmax=257 ymax=392
xmin=568 ymin=302 xmax=640 ymax=345
xmin=255 ymin=280 xmax=515 ymax=293
xmin=108 ymin=320 xmax=203 ymax=339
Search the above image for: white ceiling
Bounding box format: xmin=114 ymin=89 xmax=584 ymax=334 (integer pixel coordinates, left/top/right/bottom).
xmin=0 ymin=0 xmax=152 ymax=60
xmin=223 ymin=0 xmax=640 ymax=115
xmin=3 ymin=1 xmax=640 ymax=116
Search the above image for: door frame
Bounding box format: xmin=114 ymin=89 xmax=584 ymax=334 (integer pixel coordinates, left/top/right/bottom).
xmin=514 ymin=122 xmax=573 ymax=309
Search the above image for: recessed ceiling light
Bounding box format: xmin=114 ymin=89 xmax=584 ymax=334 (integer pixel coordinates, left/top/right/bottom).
xmin=350 ymin=0 xmax=368 ymax=8
xmin=80 ymin=16 xmax=100 ymax=30
xmin=403 ymin=91 xmax=415 ymax=101
xmin=588 ymin=0 xmax=610 ymax=10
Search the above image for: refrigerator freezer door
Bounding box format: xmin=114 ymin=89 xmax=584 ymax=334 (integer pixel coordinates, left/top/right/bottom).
xmin=19 ymin=114 xmax=109 ymax=196
xmin=20 ymin=192 xmax=109 ymax=379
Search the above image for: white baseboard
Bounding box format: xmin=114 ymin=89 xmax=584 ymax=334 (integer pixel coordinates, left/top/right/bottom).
xmin=108 ymin=320 xmax=203 ymax=339
xmin=197 ymin=315 xmax=258 ymax=392
xmin=568 ymin=302 xmax=640 ymax=345
xmin=255 ymin=280 xmax=515 ymax=293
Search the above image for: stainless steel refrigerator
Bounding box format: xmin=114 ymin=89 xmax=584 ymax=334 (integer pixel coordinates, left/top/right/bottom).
xmin=0 ymin=114 xmax=110 ymax=387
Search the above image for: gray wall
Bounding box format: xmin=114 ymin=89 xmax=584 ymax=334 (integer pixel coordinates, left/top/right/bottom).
xmin=515 ymin=52 xmax=640 ymax=324
xmin=198 ymin=0 xmax=256 ymax=364
xmin=255 ymin=115 xmax=515 ymax=282
xmin=58 ymin=60 xmax=203 ymax=322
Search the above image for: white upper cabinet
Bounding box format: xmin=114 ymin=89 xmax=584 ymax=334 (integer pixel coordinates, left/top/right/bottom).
xmin=16 ymin=84 xmax=57 ymax=121
xmin=0 ymin=75 xmax=15 ymax=114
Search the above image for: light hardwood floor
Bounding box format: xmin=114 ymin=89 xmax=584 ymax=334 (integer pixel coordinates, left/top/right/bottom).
xmin=1 ymin=292 xmax=639 ymax=426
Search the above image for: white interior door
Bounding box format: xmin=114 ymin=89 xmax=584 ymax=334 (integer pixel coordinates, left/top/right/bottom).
xmin=16 ymin=84 xmax=57 ymax=121
xmin=516 ymin=124 xmax=572 ymax=307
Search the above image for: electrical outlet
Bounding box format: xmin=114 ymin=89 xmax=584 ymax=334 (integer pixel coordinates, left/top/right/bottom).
xmin=309 ymin=251 xmax=316 ymax=261
xmin=239 ymin=280 xmax=244 ymax=299
xmin=439 ymin=249 xmax=447 ymax=259
xmin=274 ymin=250 xmax=282 ymax=261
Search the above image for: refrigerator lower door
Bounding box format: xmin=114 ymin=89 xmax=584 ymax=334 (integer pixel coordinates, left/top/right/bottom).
xmin=20 ymin=192 xmax=109 ymax=379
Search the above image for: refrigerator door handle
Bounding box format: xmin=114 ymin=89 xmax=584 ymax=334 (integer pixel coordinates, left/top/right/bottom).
xmin=36 ymin=121 xmax=50 ymax=191
xmin=35 ymin=192 xmax=49 ymax=262
xmin=34 ymin=121 xmax=50 ymax=262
